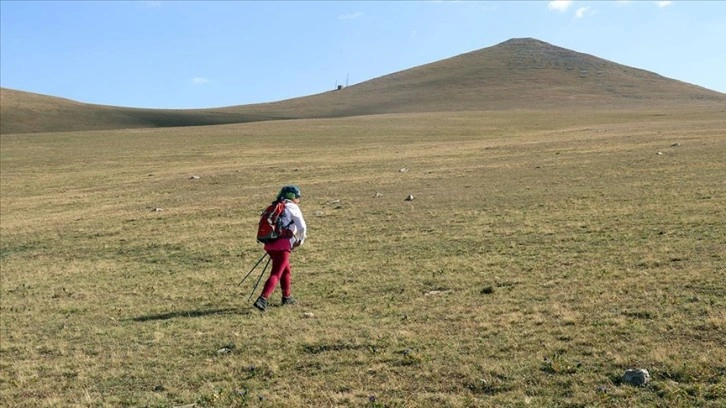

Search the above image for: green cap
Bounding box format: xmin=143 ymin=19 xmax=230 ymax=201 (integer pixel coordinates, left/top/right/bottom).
xmin=277 ymin=185 xmax=301 ymax=201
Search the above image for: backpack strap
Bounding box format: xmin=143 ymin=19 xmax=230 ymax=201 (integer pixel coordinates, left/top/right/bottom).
xmin=280 ymin=201 xmax=295 ymax=230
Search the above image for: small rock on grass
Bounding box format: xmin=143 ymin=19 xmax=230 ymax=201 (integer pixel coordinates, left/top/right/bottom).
xmin=216 ymin=344 xmax=235 ymax=354
xmin=622 ymin=368 xmax=650 ymax=386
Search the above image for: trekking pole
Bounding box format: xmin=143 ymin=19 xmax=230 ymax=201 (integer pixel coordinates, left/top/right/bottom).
xmin=238 ymin=253 xmax=268 ymax=286
xmin=248 ymin=256 xmax=271 ymax=300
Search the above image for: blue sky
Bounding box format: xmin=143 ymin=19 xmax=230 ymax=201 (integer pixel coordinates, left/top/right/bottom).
xmin=1 ymin=1 xmax=724 ymax=109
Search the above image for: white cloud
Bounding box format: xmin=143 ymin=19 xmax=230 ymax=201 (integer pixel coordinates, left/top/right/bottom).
xmin=548 ymin=1 xmax=573 ymax=12
xmin=338 ymin=12 xmax=363 ymax=20
xmin=192 ymin=77 xmax=211 ymax=85
xmin=655 ymin=1 xmax=672 ymax=7
xmin=575 ymin=7 xmax=589 ymax=18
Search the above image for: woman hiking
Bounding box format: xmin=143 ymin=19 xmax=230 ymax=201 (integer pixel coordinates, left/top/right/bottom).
xmin=253 ymin=185 xmax=307 ymax=312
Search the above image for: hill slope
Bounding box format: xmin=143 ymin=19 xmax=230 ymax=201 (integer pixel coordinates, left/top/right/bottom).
xmin=2 ymin=38 xmax=724 ymax=134
xmin=0 ymin=89 xmax=283 ymax=135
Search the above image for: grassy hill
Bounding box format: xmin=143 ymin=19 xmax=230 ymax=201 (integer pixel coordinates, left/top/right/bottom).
xmin=0 ymin=88 xmax=284 ymax=135
xmin=2 ymin=38 xmax=724 ymax=134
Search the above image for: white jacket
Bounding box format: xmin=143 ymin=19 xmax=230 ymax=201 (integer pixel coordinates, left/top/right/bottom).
xmin=280 ymin=199 xmax=307 ymax=246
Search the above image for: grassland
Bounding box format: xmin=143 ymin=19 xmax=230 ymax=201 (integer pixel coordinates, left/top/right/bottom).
xmin=1 ymin=108 xmax=725 ymax=407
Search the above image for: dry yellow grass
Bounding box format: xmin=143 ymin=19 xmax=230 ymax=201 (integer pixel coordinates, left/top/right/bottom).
xmin=1 ymin=108 xmax=724 ymax=407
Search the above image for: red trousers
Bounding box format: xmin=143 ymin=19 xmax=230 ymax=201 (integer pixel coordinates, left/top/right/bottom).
xmin=260 ymin=250 xmax=292 ymax=298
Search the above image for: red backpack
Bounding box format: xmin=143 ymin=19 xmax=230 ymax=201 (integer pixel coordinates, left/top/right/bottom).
xmin=256 ymin=200 xmax=293 ymax=243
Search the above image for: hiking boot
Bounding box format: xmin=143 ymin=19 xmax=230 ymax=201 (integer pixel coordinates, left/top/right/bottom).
xmin=253 ymin=296 xmax=268 ymax=311
xmin=281 ymin=295 xmax=297 ymax=305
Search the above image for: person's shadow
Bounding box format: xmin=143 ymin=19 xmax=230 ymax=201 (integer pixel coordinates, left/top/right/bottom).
xmin=130 ymin=307 xmax=250 ymax=322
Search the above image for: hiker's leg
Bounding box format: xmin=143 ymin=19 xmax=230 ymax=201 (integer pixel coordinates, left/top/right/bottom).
xmin=261 ymin=250 xmax=291 ymax=298
xmin=280 ymin=262 xmax=292 ymax=297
